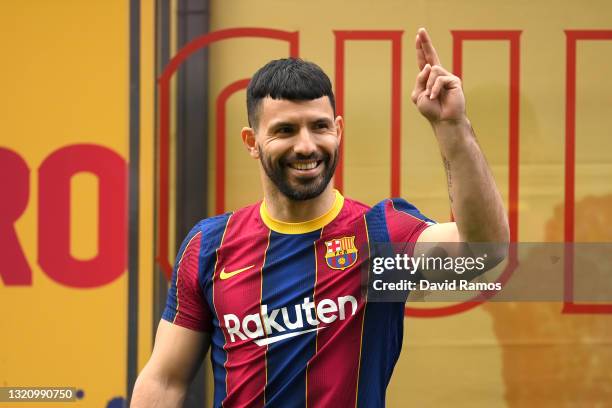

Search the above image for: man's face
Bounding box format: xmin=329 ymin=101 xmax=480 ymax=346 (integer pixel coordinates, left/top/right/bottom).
xmin=247 ymin=96 xmax=342 ymax=201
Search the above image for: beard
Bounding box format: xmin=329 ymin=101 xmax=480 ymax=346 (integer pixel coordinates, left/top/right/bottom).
xmin=258 ymin=145 xmax=338 ymax=201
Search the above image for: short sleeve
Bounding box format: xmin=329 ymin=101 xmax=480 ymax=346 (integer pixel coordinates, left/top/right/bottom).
xmin=162 ymin=224 xmax=212 ymax=332
xmin=384 ymin=198 xmax=435 ymax=243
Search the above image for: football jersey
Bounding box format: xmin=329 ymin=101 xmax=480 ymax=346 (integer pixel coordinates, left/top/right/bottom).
xmin=162 ymin=190 xmax=434 ymax=407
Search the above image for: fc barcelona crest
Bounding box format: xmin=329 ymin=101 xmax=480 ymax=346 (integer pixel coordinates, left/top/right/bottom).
xmin=324 ymin=236 xmax=358 ymax=270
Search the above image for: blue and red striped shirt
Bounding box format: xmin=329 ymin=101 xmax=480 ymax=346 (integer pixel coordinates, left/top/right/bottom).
xmin=163 ymin=190 xmax=434 ymax=407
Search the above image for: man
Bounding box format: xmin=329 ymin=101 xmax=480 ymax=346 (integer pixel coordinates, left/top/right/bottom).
xmin=131 ymin=28 xmax=509 ymax=407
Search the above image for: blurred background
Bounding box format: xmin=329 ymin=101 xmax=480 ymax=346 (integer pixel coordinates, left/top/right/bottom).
xmin=1 ymin=0 xmax=612 ymax=406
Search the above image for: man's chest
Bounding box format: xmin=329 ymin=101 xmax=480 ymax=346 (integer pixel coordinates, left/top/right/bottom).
xmin=204 ymin=227 xmax=369 ymax=345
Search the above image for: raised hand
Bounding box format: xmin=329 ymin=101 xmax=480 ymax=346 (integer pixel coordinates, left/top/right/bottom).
xmin=410 ymin=28 xmax=466 ymax=125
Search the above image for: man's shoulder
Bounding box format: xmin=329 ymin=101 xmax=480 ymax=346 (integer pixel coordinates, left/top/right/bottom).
xmin=340 ymin=196 xmax=417 ymax=225
xmin=370 ymin=197 xmax=428 ymax=212
xmin=189 ymin=211 xmax=233 ymax=238
xmin=343 ymin=196 xmax=418 ymax=214
xmin=189 ymin=201 xmax=262 ymax=236
xmin=344 ymin=196 xmax=434 ymax=224
xmin=330 ymin=195 xmax=419 ymax=220
xmin=342 ymin=196 xmax=371 ymax=212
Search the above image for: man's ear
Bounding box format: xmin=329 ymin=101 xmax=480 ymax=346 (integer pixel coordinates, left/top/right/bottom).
xmin=334 ymin=115 xmax=344 ymax=144
xmin=241 ymin=127 xmax=259 ymax=159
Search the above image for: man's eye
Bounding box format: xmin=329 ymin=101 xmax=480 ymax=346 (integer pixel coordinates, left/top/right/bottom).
xmin=314 ymin=122 xmax=329 ymax=130
xmin=277 ymin=126 xmax=293 ymax=134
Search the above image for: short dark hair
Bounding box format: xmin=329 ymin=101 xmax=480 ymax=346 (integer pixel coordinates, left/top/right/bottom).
xmin=246 ymin=58 xmax=336 ymax=129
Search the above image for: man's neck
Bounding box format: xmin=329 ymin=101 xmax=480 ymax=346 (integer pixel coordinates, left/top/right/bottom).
xmin=262 ymin=183 xmax=337 ymax=223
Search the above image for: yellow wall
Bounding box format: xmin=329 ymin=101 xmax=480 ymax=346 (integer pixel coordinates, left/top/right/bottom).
xmin=0 ymin=1 xmax=155 ymax=406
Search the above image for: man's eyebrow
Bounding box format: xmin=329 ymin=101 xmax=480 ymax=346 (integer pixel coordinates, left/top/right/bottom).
xmin=267 ymin=117 xmax=332 ymax=129
xmin=268 ymin=121 xmax=296 ymax=130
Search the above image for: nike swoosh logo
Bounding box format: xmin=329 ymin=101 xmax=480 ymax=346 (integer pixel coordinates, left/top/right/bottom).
xmin=254 ymin=327 xmax=326 ymax=346
xmin=219 ymin=265 xmax=255 ymax=280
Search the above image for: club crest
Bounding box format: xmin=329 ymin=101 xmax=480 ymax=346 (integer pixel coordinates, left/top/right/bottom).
xmin=324 ymin=236 xmax=358 ymax=270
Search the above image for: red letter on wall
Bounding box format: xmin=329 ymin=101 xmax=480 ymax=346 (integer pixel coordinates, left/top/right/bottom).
xmin=0 ymin=148 xmax=31 ymax=285
xmin=38 ymin=144 xmax=127 ymax=288
xmin=333 ymin=30 xmax=403 ymax=197
xmin=563 ymin=30 xmax=612 ymax=314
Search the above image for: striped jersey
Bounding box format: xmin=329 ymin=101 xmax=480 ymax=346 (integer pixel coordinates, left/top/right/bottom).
xmin=162 ymin=190 xmax=434 ymax=407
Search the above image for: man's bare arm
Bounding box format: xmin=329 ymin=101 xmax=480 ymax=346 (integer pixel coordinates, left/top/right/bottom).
xmin=411 ymin=28 xmax=509 ymax=247
xmin=421 ymin=120 xmax=509 ymax=244
xmin=131 ymin=320 xmax=210 ymax=408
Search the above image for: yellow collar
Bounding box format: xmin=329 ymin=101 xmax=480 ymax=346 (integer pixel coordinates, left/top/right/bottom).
xmin=260 ymin=190 xmax=344 ymax=234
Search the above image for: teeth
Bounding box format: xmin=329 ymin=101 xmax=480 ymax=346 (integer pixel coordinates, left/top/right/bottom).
xmin=292 ymin=161 xmax=318 ymax=170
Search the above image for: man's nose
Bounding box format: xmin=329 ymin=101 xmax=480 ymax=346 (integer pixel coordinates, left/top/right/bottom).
xmin=293 ymin=127 xmax=317 ymax=156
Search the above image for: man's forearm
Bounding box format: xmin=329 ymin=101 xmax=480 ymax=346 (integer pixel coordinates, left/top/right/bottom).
xmin=130 ymin=371 xmax=186 ymax=408
xmin=433 ymin=118 xmax=509 ymax=243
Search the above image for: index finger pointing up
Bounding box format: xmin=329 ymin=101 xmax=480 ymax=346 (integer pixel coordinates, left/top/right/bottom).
xmin=416 ymin=27 xmax=441 ymax=68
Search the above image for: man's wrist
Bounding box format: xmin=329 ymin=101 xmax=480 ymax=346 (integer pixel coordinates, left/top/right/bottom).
xmin=431 ymin=117 xmax=476 ymax=158
xmin=431 ymin=116 xmax=471 ymax=133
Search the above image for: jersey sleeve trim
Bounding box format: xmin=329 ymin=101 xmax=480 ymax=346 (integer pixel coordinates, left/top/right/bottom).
xmin=162 ymin=222 xmax=212 ymax=332
xmin=172 ymin=231 xmax=202 ymax=325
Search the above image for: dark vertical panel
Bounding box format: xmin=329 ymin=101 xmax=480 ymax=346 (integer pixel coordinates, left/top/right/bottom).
xmin=153 ymin=0 xmax=210 ymax=405
xmin=153 ymin=0 xmax=171 ymax=346
xmin=176 ymin=3 xmax=210 ymax=406
xmin=176 ymin=0 xmax=209 ymax=236
xmin=127 ymin=0 xmax=141 ymax=402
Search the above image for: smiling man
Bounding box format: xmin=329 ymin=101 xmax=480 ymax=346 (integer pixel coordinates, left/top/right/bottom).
xmin=131 ymin=28 xmax=509 ymax=407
